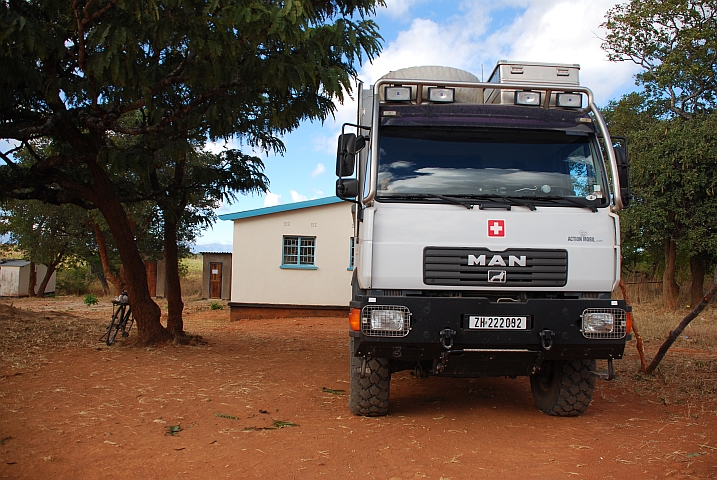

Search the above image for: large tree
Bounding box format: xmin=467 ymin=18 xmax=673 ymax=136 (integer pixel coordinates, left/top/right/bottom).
xmin=144 ymin=141 xmax=268 ymax=337
xmin=0 ymin=0 xmax=382 ymax=343
xmin=602 ymin=0 xmax=717 ymax=308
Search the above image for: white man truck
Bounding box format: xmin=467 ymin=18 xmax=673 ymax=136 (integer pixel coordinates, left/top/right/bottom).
xmin=335 ymin=61 xmax=632 ymax=417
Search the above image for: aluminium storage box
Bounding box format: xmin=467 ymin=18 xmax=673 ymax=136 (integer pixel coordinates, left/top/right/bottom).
xmin=485 ymin=60 xmax=580 ymax=105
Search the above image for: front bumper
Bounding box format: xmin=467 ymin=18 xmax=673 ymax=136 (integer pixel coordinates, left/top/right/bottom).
xmin=350 ymin=295 xmax=629 ymax=376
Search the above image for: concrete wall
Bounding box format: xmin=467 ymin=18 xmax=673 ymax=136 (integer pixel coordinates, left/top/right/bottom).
xmin=201 ymin=253 xmax=232 ymax=300
xmin=230 ymin=202 xmax=353 ymax=307
xmin=0 ymin=266 xmax=20 ymax=296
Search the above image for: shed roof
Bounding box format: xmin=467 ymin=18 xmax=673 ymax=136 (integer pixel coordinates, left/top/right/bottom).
xmin=218 ymin=196 xmax=344 ymax=221
xmin=0 ymin=259 xmax=31 ymax=267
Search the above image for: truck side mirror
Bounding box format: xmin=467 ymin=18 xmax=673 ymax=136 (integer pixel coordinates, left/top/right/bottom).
xmin=336 ymin=178 xmax=359 ymax=200
xmin=336 ymin=134 xmax=367 ymax=177
xmin=336 ymin=134 xmax=357 ymax=177
xmin=614 ymin=146 xmax=630 ymax=208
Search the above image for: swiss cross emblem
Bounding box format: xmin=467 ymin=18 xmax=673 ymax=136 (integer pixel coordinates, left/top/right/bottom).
xmin=488 ymin=220 xmax=505 ymax=237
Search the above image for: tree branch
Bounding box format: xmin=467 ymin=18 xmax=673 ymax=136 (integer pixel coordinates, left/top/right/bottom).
xmin=645 ymin=267 xmax=717 ymax=374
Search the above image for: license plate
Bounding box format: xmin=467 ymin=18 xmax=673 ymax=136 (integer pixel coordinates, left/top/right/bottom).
xmin=468 ymin=316 xmax=528 ymax=330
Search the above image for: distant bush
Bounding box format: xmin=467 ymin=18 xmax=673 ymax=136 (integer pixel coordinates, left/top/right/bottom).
xmin=56 ymin=265 xmax=93 ymax=296
xmin=210 ymin=302 xmax=223 ymax=310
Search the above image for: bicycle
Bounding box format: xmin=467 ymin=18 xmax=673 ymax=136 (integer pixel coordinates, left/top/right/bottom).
xmin=100 ymin=292 xmax=134 ymax=346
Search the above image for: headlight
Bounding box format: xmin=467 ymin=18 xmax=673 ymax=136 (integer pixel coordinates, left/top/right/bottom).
xmin=371 ymin=310 xmax=405 ymax=331
xmin=582 ymin=312 xmax=614 ymax=334
xmin=362 ymin=305 xmax=412 ymax=337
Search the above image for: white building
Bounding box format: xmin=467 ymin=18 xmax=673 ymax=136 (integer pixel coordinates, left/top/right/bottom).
xmin=218 ymin=197 xmax=354 ymax=320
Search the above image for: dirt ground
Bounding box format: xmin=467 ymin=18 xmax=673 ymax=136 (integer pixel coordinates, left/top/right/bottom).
xmin=1 ymin=298 xmax=716 ymax=479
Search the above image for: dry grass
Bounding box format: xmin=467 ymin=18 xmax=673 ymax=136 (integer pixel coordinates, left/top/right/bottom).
xmin=614 ymin=301 xmax=717 ymax=414
xmin=180 ymin=255 xmax=203 ymax=299
xmin=0 ymin=302 xmax=105 ymax=371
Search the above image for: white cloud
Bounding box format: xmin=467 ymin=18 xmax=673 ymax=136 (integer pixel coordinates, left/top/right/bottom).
xmin=360 ymin=17 xmax=487 ymax=85
xmin=263 ymin=192 xmax=281 ymax=207
xmin=382 ymin=0 xmax=427 ymax=20
xmin=290 ymin=191 xmax=308 ymax=202
xmin=311 ymin=163 xmax=326 ymax=178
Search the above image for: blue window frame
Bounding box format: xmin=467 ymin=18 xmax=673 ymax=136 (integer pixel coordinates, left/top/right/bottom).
xmin=281 ymin=236 xmax=317 ymax=269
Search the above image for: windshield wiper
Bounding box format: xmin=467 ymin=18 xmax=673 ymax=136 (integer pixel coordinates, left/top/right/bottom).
xmin=532 ymin=196 xmax=598 ymax=212
xmin=453 ymin=194 xmax=536 ymax=211
xmin=379 ymin=193 xmax=474 ymax=209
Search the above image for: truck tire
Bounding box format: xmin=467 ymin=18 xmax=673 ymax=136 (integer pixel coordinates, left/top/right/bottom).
xmin=349 ymin=338 xmax=390 ymax=416
xmin=530 ymin=359 xmax=595 ymax=416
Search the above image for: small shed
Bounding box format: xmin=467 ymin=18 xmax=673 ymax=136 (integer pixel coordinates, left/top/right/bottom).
xmin=200 ymin=252 xmax=232 ymax=300
xmin=0 ymin=260 xmax=57 ymax=297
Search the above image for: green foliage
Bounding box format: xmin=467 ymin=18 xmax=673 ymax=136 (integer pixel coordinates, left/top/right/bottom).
xmin=604 ymin=96 xmax=717 ymax=276
xmin=84 ymin=294 xmax=98 ymax=306
xmin=0 ymin=200 xmax=93 ymax=268
xmin=210 ymin=302 xmax=223 ymax=310
xmin=602 ymin=0 xmax=717 ymax=118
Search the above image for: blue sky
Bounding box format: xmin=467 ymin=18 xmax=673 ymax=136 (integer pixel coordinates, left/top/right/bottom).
xmin=202 ymin=0 xmax=644 ymax=245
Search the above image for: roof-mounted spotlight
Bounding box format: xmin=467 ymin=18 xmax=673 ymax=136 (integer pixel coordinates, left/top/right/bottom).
xmin=515 ymin=90 xmax=541 ymax=106
xmin=556 ymin=92 xmax=583 ymax=108
xmin=384 ymin=85 xmax=412 ymax=102
xmin=428 ymin=87 xmax=455 ymax=103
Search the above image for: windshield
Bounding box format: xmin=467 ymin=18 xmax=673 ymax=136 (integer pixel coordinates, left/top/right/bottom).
xmin=376 ymin=127 xmax=607 ymax=203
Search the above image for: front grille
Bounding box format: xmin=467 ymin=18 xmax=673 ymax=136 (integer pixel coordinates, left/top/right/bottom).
xmin=424 ymin=247 xmax=567 ymax=287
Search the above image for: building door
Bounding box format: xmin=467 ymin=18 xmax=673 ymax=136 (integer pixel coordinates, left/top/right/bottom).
xmin=209 ymin=262 xmax=222 ymax=299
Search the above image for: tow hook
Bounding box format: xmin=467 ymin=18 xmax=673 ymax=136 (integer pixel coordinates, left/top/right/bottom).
xmin=539 ymin=330 xmax=555 ymax=351
xmin=440 ymin=329 xmax=456 ymax=350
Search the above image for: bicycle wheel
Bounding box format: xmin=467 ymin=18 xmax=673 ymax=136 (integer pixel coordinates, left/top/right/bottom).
xmin=120 ymin=308 xmax=134 ymax=338
xmin=106 ymin=305 xmax=122 ymax=346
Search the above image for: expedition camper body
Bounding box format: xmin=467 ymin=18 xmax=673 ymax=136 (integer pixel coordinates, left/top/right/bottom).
xmin=335 ymin=62 xmax=632 ymax=417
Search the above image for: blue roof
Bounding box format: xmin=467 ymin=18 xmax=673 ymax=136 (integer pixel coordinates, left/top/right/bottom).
xmin=219 ymin=196 xmax=345 ymax=221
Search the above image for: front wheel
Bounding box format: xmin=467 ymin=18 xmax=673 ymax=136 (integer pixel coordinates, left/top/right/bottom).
xmin=530 ymin=359 xmax=596 ymax=416
xmin=105 ymin=308 xmax=122 ymax=346
xmin=349 ymin=337 xmax=391 ymax=416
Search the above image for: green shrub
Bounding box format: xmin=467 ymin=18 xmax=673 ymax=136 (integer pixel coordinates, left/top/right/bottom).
xmin=84 ymin=294 xmax=98 ymax=306
xmin=210 ymin=302 xmax=223 ymax=310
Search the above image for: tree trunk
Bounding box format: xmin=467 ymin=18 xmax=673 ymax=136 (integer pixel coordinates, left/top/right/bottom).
xmin=663 ymin=238 xmax=680 ymax=310
xmin=689 ymin=254 xmax=705 ymax=308
xmin=28 ymin=262 xmax=37 ymax=297
xmin=92 ymin=220 xmax=123 ymax=295
xmin=164 ymin=218 xmax=185 ymax=337
xmin=87 ymin=162 xmax=171 ymax=344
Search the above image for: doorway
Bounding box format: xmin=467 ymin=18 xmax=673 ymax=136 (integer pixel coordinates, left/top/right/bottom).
xmin=209 ymin=262 xmax=222 ymax=299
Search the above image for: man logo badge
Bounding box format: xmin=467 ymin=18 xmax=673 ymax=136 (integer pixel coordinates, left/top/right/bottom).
xmin=488 ymin=270 xmax=507 ymax=283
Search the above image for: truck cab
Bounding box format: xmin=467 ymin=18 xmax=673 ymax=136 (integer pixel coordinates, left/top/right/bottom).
xmin=336 ymin=62 xmax=631 ymax=416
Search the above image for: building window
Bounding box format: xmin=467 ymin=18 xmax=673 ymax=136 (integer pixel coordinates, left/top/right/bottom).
xmin=348 ymin=237 xmax=355 ymax=270
xmin=281 ymin=236 xmax=317 ymax=269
